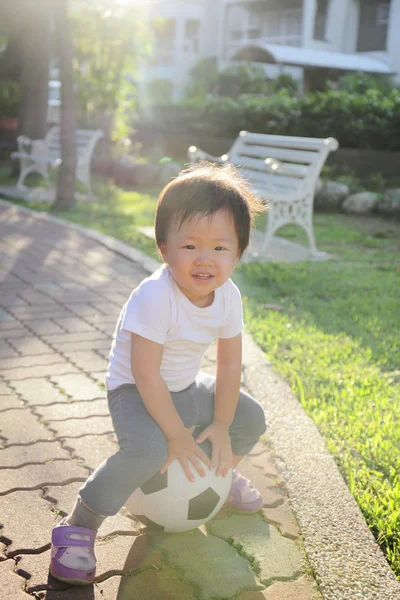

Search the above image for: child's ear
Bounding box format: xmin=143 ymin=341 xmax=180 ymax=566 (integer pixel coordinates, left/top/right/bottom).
xmin=159 ymin=242 xmax=167 ymax=263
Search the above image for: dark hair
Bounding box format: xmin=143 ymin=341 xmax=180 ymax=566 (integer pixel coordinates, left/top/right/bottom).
xmin=155 ymin=162 xmax=267 ymax=258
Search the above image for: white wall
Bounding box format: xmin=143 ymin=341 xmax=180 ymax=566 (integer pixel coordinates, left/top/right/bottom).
xmin=386 ymin=0 xmax=400 ymax=82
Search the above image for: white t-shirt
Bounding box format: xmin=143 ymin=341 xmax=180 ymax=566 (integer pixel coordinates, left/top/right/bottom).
xmin=105 ymin=264 xmax=243 ymax=392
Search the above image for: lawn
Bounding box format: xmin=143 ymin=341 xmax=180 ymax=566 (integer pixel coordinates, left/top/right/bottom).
xmin=1 ymin=167 xmax=399 ymax=576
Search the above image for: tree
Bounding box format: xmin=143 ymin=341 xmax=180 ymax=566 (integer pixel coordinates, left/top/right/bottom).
xmin=52 ymin=0 xmax=76 ymax=211
xmin=70 ymin=0 xmax=147 ymax=145
xmin=0 ymin=1 xmax=50 ymax=140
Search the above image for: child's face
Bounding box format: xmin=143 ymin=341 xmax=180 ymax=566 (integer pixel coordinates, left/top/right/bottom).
xmin=160 ymin=209 xmax=240 ymax=307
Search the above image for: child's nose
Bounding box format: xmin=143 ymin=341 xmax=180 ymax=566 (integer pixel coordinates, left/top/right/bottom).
xmin=195 ymin=253 xmax=212 ymax=265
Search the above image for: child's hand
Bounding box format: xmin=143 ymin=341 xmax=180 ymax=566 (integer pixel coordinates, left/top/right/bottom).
xmin=160 ymin=426 xmax=211 ymax=483
xmin=196 ymin=423 xmax=233 ymax=478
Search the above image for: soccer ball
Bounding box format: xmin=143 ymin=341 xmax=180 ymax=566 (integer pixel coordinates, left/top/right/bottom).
xmin=124 ymin=459 xmax=232 ymax=533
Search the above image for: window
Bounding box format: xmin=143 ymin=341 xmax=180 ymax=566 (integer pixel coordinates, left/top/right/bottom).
xmin=184 ymin=19 xmax=200 ymax=53
xmin=313 ymin=0 xmax=329 ymax=41
xmin=151 ymin=18 xmax=176 ymax=65
xmin=377 ymin=2 xmax=390 ymax=25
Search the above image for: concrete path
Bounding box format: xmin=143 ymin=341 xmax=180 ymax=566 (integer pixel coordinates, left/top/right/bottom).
xmin=0 ymin=200 xmax=398 ymax=600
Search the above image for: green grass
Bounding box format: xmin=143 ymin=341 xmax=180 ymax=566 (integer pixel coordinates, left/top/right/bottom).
xmin=1 ymin=166 xmax=399 ymax=576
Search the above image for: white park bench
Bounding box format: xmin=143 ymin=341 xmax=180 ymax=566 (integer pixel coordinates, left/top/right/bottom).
xmin=11 ymin=126 xmax=103 ymax=199
xmin=188 ymin=131 xmax=339 ymax=256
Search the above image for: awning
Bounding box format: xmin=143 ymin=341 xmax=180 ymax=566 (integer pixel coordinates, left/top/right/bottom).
xmin=232 ymin=43 xmax=394 ymax=74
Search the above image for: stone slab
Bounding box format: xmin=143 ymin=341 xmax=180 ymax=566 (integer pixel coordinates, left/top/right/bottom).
xmin=48 ymin=415 xmax=113 ymax=439
xmin=11 ymin=378 xmax=71 ymax=407
xmin=208 ymin=514 xmax=303 ymax=585
xmin=0 ymin=559 xmax=32 ymax=599
xmin=36 ymin=399 xmax=109 ymax=422
xmin=4 ymin=362 xmax=80 ymax=381
xmin=5 ymin=336 xmax=54 ymax=356
xmin=0 ymin=453 xmax=87 ymax=493
xmin=52 ymin=318 xmax=97 ymax=334
xmin=238 ymin=575 xmax=323 ymax=599
xmin=149 ymin=528 xmax=264 ymax=600
xmin=0 ymin=491 xmax=61 ymax=553
xmin=0 ymin=353 xmax=65 ymax=372
xmin=50 ymin=374 xmax=105 ymax=401
xmin=0 ymin=409 xmax=53 ymax=446
xmin=0 ymin=341 xmax=20 ymax=358
xmin=61 ymin=350 xmax=108 ymax=373
xmin=62 ymin=433 xmax=118 ymax=471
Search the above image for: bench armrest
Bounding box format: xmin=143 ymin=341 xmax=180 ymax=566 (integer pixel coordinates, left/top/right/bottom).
xmin=187 ymin=145 xmax=229 ymax=164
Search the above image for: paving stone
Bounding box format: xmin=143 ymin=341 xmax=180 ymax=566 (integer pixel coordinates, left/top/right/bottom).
xmin=0 ymin=491 xmax=62 ymax=553
xmin=63 ymin=433 xmax=118 ymax=471
xmin=262 ymin=503 xmax=300 ymax=540
xmin=51 ymin=374 xmax=105 ymax=400
xmin=248 ymin=452 xmax=281 ymax=479
xmin=116 ymin=558 xmax=198 ymax=600
xmin=0 ymin=394 xmax=24 ymax=411
xmin=0 ymin=380 xmax=13 ymax=395
xmin=0 ymin=341 xmax=20 ymax=358
xmin=238 ymin=575 xmax=322 ymax=599
xmin=0 ymin=440 xmax=69 ymax=468
xmin=7 ymin=337 xmax=54 ymax=356
xmin=4 ymin=362 xmax=79 ymax=381
xmin=52 ymin=318 xmax=98 ymax=334
xmin=6 ymin=306 xmax=71 ymax=320
xmin=208 ymin=514 xmax=303 ymax=585
xmin=54 ymin=339 xmax=112 ymax=353
xmin=0 ymin=293 xmax=30 ymax=308
xmin=149 ymin=528 xmax=263 ymax=600
xmin=17 ymin=289 xmax=58 ymax=305
xmin=0 ymin=445 xmax=86 ymax=492
xmin=23 ymin=320 xmax=66 ymax=336
xmin=0 ymin=308 xmax=18 ymax=323
xmin=62 ymin=350 xmax=108 ymax=373
xmin=37 ymin=398 xmax=108 ymax=422
xmin=11 ymin=378 xmax=69 ymax=407
xmin=238 ymin=459 xmax=286 ymax=507
xmin=0 ymin=353 xmax=65 ymax=372
xmin=0 ymin=324 xmax=30 ymax=340
xmin=49 ymin=415 xmax=114 ymax=439
xmin=41 ymin=332 xmax=108 ymax=346
xmin=0 ymin=559 xmax=32 ymax=599
xmin=0 ymin=409 xmax=53 ymax=446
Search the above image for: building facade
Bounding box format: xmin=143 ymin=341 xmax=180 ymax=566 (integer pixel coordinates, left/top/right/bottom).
xmin=138 ymin=0 xmax=399 ymax=101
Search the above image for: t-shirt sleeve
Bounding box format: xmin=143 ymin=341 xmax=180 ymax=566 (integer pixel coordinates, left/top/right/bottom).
xmin=218 ymin=281 xmax=244 ymax=339
xmin=121 ymin=279 xmax=171 ymax=344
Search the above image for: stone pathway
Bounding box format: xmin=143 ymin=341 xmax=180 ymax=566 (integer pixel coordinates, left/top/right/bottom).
xmin=0 ymin=202 xmax=322 ymax=599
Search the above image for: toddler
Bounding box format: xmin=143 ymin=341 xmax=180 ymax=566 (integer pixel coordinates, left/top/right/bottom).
xmin=50 ymin=163 xmax=268 ymax=585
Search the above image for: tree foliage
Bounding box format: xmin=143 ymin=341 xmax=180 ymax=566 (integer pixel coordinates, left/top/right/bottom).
xmin=71 ymin=0 xmax=148 ymax=140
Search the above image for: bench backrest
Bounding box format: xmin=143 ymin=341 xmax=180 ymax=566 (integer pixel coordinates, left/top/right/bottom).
xmin=228 ymin=131 xmax=338 ymax=199
xmin=44 ymin=127 xmax=103 ymax=164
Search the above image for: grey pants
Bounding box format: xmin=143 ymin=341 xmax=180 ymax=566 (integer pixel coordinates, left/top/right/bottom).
xmin=78 ymin=371 xmax=267 ymax=516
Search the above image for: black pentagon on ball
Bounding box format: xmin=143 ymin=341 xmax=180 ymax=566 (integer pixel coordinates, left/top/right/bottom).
xmin=140 ymin=470 xmax=168 ymax=495
xmin=187 ymin=487 xmax=220 ymax=520
xmin=133 ymin=514 xmax=165 ymax=531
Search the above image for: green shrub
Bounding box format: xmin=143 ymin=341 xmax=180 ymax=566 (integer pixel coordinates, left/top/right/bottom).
xmin=177 ymin=88 xmax=400 ymax=150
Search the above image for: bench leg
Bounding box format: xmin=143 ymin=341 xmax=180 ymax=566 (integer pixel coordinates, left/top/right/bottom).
xmin=260 ymin=198 xmax=318 ymax=256
xmin=16 ymin=164 xmax=49 ymax=189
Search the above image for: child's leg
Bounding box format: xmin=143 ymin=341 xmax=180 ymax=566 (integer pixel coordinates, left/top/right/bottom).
xmin=51 ymin=383 xmax=199 ymax=584
xmin=189 ymin=371 xmax=268 ymax=512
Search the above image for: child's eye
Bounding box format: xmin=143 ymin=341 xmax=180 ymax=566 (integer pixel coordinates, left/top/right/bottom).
xmin=215 ymin=246 xmax=226 ymax=251
xmin=183 ymin=245 xmax=195 ymax=250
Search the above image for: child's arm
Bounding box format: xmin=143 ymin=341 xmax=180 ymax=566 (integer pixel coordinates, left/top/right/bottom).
xmin=196 ymin=333 xmax=242 ymax=477
xmin=131 ymin=333 xmax=210 ymax=481
xmin=214 ymin=333 xmax=242 ymax=427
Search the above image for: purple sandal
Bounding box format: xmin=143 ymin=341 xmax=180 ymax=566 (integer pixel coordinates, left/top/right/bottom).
xmin=225 ymin=470 xmax=264 ymax=513
xmin=50 ymin=519 xmax=97 ymax=585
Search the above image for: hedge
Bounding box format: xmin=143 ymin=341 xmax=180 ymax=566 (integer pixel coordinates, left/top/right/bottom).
xmin=137 ymin=89 xmax=400 ymax=152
